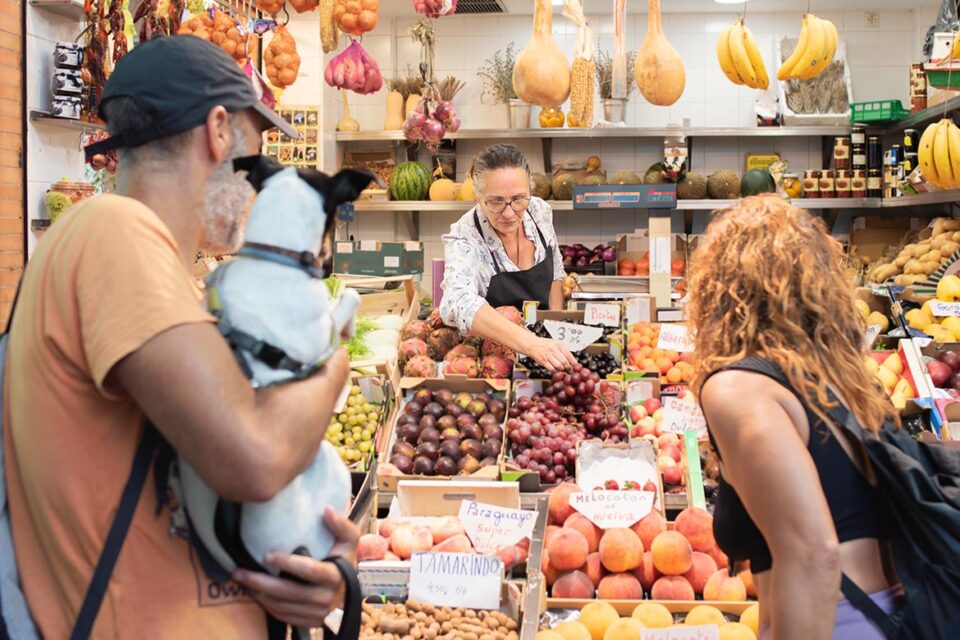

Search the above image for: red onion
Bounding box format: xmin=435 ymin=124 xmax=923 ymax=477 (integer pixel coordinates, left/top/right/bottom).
xmin=445 ymin=114 xmax=461 ymax=133
xmin=412 ymin=0 xmax=457 ymax=19
xmin=601 ymin=246 xmax=617 ymax=262
xmin=423 ymin=119 xmax=446 ymax=143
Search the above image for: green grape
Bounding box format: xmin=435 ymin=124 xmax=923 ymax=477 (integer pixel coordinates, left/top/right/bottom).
xmin=351 ymin=385 xmax=362 ymax=395
xmin=359 ymin=441 xmax=372 ymax=453
xmin=361 ymin=431 xmax=372 ymax=441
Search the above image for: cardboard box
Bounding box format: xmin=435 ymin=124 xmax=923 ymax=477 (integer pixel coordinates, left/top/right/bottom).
xmin=331 ymin=369 xmax=397 ymax=483
xmin=850 ymin=217 xmax=921 ymax=263
xmin=335 ymin=240 xmax=424 ymax=277
xmin=344 ymin=276 xmax=421 ymax=326
xmin=376 ymin=377 xmax=510 ymax=492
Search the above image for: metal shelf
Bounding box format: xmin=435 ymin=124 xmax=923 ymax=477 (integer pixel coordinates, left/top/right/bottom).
xmin=29 ymin=0 xmax=85 ymax=19
xmin=29 ymin=110 xmax=105 ymax=132
xmin=353 ymin=198 xmax=885 ymax=213
xmin=335 ymin=125 xmax=852 ymax=143
xmin=881 ymin=190 xmax=960 ymax=208
xmin=880 ymin=95 xmax=960 ymax=135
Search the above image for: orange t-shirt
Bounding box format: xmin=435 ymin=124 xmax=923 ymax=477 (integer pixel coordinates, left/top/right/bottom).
xmin=4 ymin=195 xmax=268 ymax=638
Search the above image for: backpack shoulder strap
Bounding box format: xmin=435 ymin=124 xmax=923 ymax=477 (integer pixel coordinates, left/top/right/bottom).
xmin=68 ymin=421 xmax=160 ymax=640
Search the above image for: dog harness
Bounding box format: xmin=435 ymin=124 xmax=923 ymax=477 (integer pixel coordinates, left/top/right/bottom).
xmin=205 ymin=241 xmax=334 ymax=384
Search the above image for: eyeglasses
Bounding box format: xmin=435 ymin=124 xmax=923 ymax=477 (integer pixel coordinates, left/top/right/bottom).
xmin=481 ymin=194 xmax=531 ymax=215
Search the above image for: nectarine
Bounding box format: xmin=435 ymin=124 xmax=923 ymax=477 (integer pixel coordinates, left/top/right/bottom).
xmin=633 ymin=550 xmax=661 ymax=592
xmin=389 ymin=524 xmax=433 ymax=559
xmin=548 ymin=529 xmax=590 ymax=571
xmin=553 ymin=570 xmax=595 ymax=599
xmin=703 ymin=569 xmax=747 ymax=602
xmin=597 ymin=572 xmax=643 ymax=600
xmin=682 ymin=551 xmax=719 ymax=594
xmin=565 ymin=513 xmax=603 ymax=553
xmin=584 ymin=551 xmax=607 ymax=588
xmin=650 ymin=575 xmax=695 ymax=600
xmin=549 ymin=483 xmax=582 ymax=525
xmin=675 ymin=507 xmax=715 ymax=552
xmin=357 ymin=533 xmax=389 ymax=561
xmin=598 ymin=527 xmax=643 ymax=573
xmin=650 ymin=531 xmax=693 ymax=575
xmin=632 ymin=511 xmax=667 ymax=550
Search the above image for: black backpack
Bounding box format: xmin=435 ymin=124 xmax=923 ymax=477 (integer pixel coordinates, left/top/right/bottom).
xmin=831 ymin=405 xmax=960 ymax=639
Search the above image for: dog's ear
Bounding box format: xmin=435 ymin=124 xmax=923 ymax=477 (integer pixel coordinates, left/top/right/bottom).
xmin=327 ymin=169 xmax=376 ymax=210
xmin=233 ymin=155 xmax=285 ymax=192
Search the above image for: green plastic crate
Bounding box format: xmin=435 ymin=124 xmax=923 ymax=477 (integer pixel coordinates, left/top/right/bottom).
xmin=850 ymin=100 xmax=910 ymax=124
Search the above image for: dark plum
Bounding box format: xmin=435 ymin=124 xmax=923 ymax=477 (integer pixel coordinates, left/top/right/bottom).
xmin=404 ymin=401 xmax=423 ymax=418
xmin=439 ymin=439 xmax=461 ymax=460
xmin=423 ymin=402 xmax=445 ymax=419
xmin=412 ymin=389 xmax=433 ymax=406
xmin=456 ymin=413 xmax=477 ymax=429
xmin=437 ymin=415 xmax=457 ymax=431
xmin=478 ymin=413 xmax=499 ymax=428
xmin=481 ymin=439 xmax=501 ymax=459
xmin=467 ymin=400 xmax=488 ymax=419
xmin=458 ymin=455 xmax=480 ymax=474
xmin=454 ymin=392 xmax=473 ymax=409
xmin=434 ymin=389 xmax=454 ymax=406
xmin=397 ymin=423 xmax=420 ymax=445
xmin=459 ymin=438 xmax=483 ymax=459
xmin=418 ymin=426 xmax=440 ymax=444
xmin=480 ymin=457 xmax=497 ymax=468
xmin=440 ymin=427 xmax=461 ymax=441
xmin=413 ymin=455 xmax=435 ymax=475
xmin=483 ymin=424 xmax=504 ymax=441
xmin=445 ymin=403 xmax=464 ymax=418
xmin=392 ymin=441 xmax=415 ymax=459
xmin=390 ymin=454 xmax=414 ymax=474
xmin=416 ymin=441 xmax=440 ymax=461
xmin=460 ymin=423 xmax=482 ymax=441
xmin=435 ymin=456 xmax=458 ymax=476
xmin=397 ymin=414 xmax=418 ymax=427
xmin=488 ymin=398 xmax=506 ymax=417
xmin=419 ymin=415 xmax=437 ymax=431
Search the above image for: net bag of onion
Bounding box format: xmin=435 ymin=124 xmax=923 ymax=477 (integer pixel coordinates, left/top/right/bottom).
xmin=324 ymin=40 xmax=383 ymax=95
xmin=264 ymin=26 xmax=301 ymax=90
xmin=178 ymin=9 xmax=248 ymax=63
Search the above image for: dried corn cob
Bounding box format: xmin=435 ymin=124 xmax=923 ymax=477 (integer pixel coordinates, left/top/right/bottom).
xmin=320 ymin=0 xmax=339 ymax=53
xmin=568 ymin=56 xmax=594 ymax=128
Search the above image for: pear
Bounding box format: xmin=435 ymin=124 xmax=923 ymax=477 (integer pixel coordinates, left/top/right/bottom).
xmin=867 ymin=311 xmax=890 ymax=333
xmin=882 ymin=353 xmax=904 ymax=375
xmin=929 ymin=325 xmax=956 ymax=343
xmin=906 ymin=308 xmax=933 ymax=331
xmin=864 ymin=356 xmax=880 ymax=375
xmin=890 ymin=390 xmax=907 ymax=410
xmin=942 ymin=316 xmax=960 ymax=340
xmin=876 ymin=366 xmax=899 ymax=392
xmin=937 ymin=274 xmax=960 ymax=302
xmin=893 ymin=377 xmax=915 ymax=400
xmin=854 ymin=299 xmax=871 ymax=320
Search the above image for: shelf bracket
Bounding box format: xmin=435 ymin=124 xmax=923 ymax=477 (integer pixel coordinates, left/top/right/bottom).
xmin=400 ymin=210 xmax=420 ymax=240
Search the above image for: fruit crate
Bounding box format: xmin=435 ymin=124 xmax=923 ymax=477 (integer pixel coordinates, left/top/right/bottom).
xmin=514 ymin=344 xmax=623 ymax=382
xmin=327 ymin=368 xmax=397 ymax=489
xmin=376 ymin=377 xmax=510 ymax=493
xmin=850 ymin=99 xmax=910 ymax=124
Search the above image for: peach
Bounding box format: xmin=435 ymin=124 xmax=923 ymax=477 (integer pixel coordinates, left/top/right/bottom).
xmin=548 ymin=528 xmax=590 ymax=571
xmin=565 ymin=513 xmax=603 ymax=553
xmin=682 ymin=551 xmax=719 ymax=594
xmin=650 ymin=575 xmax=695 ymax=601
xmin=579 ymin=601 xmax=620 ymax=640
xmin=739 ymin=567 xmax=758 ymax=599
xmin=631 ymin=511 xmax=667 ymax=550
xmin=432 ymin=533 xmax=473 ymax=554
xmin=719 ymin=622 xmax=758 ymax=640
xmin=542 ymin=549 xmax=563 ymax=586
xmin=429 ymin=516 xmax=466 ymax=544
xmin=378 ymin=518 xmax=399 ymax=538
xmin=650 ymin=531 xmax=693 ymax=576
xmin=633 ymin=550 xmax=661 ymax=593
xmin=684 ymin=604 xmax=726 ymax=627
xmin=584 ymin=552 xmax=607 ymax=588
xmin=602 ymin=618 xmax=645 ymax=640
xmin=549 ymin=483 xmax=582 ymax=525
xmin=544 ymin=524 xmax=562 ymax=551
xmin=708 ymin=544 xmax=729 ymax=569
xmin=389 ymin=524 xmax=433 ymax=559
xmin=553 ymin=621 xmax=592 ymax=640
xmin=357 ymin=533 xmax=389 ymax=561
xmin=497 ymin=544 xmax=528 ymax=571
xmin=703 ymin=569 xmax=747 ymax=602
xmin=740 ymin=603 xmax=760 ymax=636
xmin=597 ymin=572 xmax=643 ymax=600
xmin=631 ymin=602 xmax=673 ymax=628
xmin=598 ymin=527 xmax=643 ymax=573
xmin=552 ymin=570 xmax=595 ymax=599
xmin=674 ymin=507 xmax=715 ymax=552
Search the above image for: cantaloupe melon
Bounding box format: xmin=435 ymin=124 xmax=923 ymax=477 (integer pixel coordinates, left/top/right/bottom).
xmin=429 ymin=178 xmax=458 ymax=201
xmin=677 ymin=172 xmax=707 ymax=199
xmin=457 ymin=177 xmax=475 ymax=201
xmin=532 ymin=172 xmax=552 ymax=200
xmin=707 ymin=170 xmax=740 ymax=199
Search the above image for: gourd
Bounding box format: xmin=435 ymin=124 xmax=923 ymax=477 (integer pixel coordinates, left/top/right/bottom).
xmin=337 ymin=91 xmax=359 ymax=132
xmin=635 ymin=0 xmax=685 ymax=106
xmin=405 ymin=93 xmax=421 ymax=117
xmin=384 ymin=90 xmax=404 ymax=130
xmin=512 ymin=0 xmax=570 ymax=108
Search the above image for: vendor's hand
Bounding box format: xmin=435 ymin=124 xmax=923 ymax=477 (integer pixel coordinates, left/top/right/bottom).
xmin=528 ymin=337 xmax=577 ymax=372
xmin=232 ymin=507 xmax=360 ymax=629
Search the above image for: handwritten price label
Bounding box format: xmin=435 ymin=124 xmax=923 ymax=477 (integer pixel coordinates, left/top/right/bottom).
xmin=929 ymin=301 xmax=960 ymax=317
xmin=409 ymin=553 xmax=502 ymax=610
xmin=650 ymin=237 xmax=671 ymax=275
xmin=863 ymin=324 xmax=882 ymax=349
xmin=458 ymin=501 xmax=536 ymax=554
xmin=585 ymin=303 xmax=621 ymax=327
xmin=661 ymin=396 xmax=707 ymax=437
xmin=544 ymin=320 xmax=603 ymax=352
xmin=656 ymin=323 xmax=694 ymax=353
xmin=641 ymin=625 xmax=720 ymax=640
xmin=569 ymin=490 xmax=656 ymax=529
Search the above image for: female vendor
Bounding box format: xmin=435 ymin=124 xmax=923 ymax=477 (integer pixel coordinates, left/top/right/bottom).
xmin=439 ymin=144 xmax=576 ymax=372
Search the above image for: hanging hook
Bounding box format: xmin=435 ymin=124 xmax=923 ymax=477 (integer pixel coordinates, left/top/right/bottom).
xmin=278 ymin=4 xmax=289 ymax=26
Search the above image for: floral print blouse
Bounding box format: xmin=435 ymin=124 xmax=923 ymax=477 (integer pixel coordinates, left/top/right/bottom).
xmin=439 ymin=196 xmax=566 ymax=335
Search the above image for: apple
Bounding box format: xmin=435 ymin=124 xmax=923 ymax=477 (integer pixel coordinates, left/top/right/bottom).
xmin=941 ymin=350 xmax=960 ymax=372
xmin=637 ymin=416 xmax=658 ymax=437
xmin=630 ymin=405 xmax=648 ymax=423
xmin=658 ymin=456 xmax=682 ymax=485
xmin=644 ymin=397 xmax=662 ymax=415
xmin=660 ymin=443 xmax=682 ymax=463
xmin=657 ymin=433 xmax=680 ymax=450
xmin=927 ymin=360 xmax=952 ymax=388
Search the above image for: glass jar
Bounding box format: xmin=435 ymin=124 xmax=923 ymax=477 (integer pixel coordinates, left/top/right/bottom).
xmin=867 ymin=169 xmax=883 ymax=198
xmin=836 ymin=170 xmax=852 ymax=198
xmin=45 ymin=180 xmax=94 ymax=223
xmin=782 ymin=173 xmax=802 ymax=199
xmin=833 ymin=137 xmax=851 ymax=170
xmin=538 ymin=107 xmax=565 ymax=128
xmin=803 ymin=170 xmax=820 ymax=197
xmin=851 ymin=170 xmax=867 ymax=198
xmin=818 ymin=170 xmax=836 ymax=198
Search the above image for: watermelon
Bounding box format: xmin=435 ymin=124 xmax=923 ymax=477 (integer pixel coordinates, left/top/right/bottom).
xmin=390 ymin=162 xmax=431 ymax=200
xmin=740 ymin=169 xmax=776 ymax=196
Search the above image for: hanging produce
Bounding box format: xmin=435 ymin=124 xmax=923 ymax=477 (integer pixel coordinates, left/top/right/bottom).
xmin=132 ymin=0 xmax=181 ymax=43
xmin=716 ymin=19 xmax=768 ymax=90
xmin=321 ymin=0 xmax=340 ymax=52
xmin=254 ymin=0 xmax=284 ymax=15
xmin=512 ymin=0 xmax=570 ymax=108
xmin=178 ymin=9 xmax=248 ymax=63
xmin=918 ymin=119 xmax=960 ymax=189
xmin=563 ymin=0 xmax=594 ymax=128
xmin=403 ymin=98 xmax=461 ymax=152
xmin=289 ymin=0 xmax=318 ymax=13
xmin=337 ymin=91 xmax=360 ymax=131
xmin=324 ymin=39 xmax=383 ymax=94
xmin=412 ymin=0 xmax=456 ymax=19
xmin=264 ymin=25 xmax=301 ymax=89
xmin=334 ymin=0 xmax=378 ymax=36
xmin=611 ymin=0 xmax=627 ymax=99
xmin=776 ymin=14 xmax=838 ymax=81
xmin=635 ymin=0 xmax=684 ymax=106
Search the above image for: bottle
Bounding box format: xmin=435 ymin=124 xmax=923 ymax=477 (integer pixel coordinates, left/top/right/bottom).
xmin=867 ymin=169 xmax=883 ymax=198
xmin=852 ymin=143 xmax=867 ymax=172
xmin=833 ymin=137 xmax=851 ymax=170
xmin=867 ymin=136 xmax=884 ymax=170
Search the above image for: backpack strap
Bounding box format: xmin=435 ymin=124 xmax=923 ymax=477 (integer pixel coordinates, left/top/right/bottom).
xmin=68 ymin=422 xmax=160 ymax=640
xmin=840 ymin=574 xmax=898 ymax=638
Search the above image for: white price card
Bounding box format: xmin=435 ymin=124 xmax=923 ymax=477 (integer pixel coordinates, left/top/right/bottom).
xmin=650 ymin=236 xmax=671 ymax=274
xmin=569 ymin=490 xmax=655 ymax=529
xmin=458 ymin=501 xmax=537 ymax=554
xmin=929 ymin=301 xmax=960 ymax=317
xmin=661 ymin=396 xmax=707 ymax=437
xmin=641 ymin=625 xmax=720 ymax=640
xmin=544 ymin=320 xmax=603 ymax=352
xmin=863 ymin=324 xmax=882 ymax=349
xmin=625 ymin=296 xmax=653 ymax=326
xmin=584 ymin=303 xmax=621 ymax=327
xmin=626 ymin=379 xmax=656 ymax=406
xmin=913 ymin=336 xmax=934 ymax=349
xmin=656 ymin=323 xmax=694 ymax=353
xmin=409 ymin=552 xmax=502 ymax=610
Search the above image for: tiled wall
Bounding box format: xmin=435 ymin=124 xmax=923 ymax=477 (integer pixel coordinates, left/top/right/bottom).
xmin=325 ymin=6 xmax=938 ymax=288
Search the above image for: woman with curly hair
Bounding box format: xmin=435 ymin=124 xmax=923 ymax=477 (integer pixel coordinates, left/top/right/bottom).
xmin=688 ymin=196 xmax=902 ymax=639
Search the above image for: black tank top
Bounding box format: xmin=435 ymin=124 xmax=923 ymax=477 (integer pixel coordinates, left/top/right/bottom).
xmin=702 ymin=356 xmax=884 ymax=574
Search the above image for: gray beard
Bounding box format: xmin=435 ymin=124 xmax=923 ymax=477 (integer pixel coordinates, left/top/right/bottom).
xmin=200 ymin=127 xmax=255 ymax=256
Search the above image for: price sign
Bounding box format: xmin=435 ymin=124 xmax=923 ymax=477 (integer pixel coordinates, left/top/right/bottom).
xmin=650 ymin=237 xmax=671 ymax=274
xmin=863 ymin=324 xmax=882 ymax=349
xmin=458 ymin=501 xmax=537 ymax=554
xmin=641 ymin=626 xmax=720 ymax=640
xmin=625 ymin=296 xmax=653 ymax=326
xmin=544 ymin=320 xmax=603 ymax=352
xmin=657 ymin=323 xmax=694 ymax=353
xmin=569 ymin=490 xmax=656 ymax=529
xmin=913 ymin=336 xmax=934 ymax=349
xmin=661 ymin=396 xmax=707 ymax=437
xmin=626 ymin=379 xmax=656 ymax=406
xmin=585 ymin=303 xmax=621 ymax=327
xmin=409 ymin=552 xmax=502 ymax=610
xmin=929 ymin=301 xmax=960 ymax=317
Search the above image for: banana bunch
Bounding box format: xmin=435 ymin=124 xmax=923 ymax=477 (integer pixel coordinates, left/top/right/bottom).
xmin=777 ymin=14 xmax=839 ymax=81
xmin=948 ymin=33 xmax=960 ymax=61
xmin=918 ymin=119 xmax=960 ymax=189
xmin=717 ymin=19 xmax=769 ymax=90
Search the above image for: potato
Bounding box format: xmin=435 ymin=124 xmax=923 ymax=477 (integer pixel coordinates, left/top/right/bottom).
xmin=920 ymin=250 xmax=943 ymax=263
xmin=904 ymin=259 xmax=924 ymax=275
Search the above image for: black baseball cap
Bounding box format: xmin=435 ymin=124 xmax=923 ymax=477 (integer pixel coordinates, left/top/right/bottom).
xmin=85 ymin=35 xmax=298 ymax=158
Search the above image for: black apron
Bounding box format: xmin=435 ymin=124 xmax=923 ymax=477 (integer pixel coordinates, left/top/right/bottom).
xmin=473 ymin=210 xmax=555 ymax=310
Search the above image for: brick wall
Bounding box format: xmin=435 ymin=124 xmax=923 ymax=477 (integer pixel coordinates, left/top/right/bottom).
xmin=0 ymin=0 xmax=21 ymax=329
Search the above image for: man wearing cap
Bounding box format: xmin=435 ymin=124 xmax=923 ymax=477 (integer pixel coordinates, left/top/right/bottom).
xmin=4 ymin=36 xmax=357 ymax=637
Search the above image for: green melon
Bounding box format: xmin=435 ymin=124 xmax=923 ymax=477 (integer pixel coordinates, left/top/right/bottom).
xmin=644 ymin=163 xmax=666 ymax=184
xmin=707 ymin=170 xmax=741 ymax=199
xmin=579 ymin=174 xmax=606 ymax=186
xmin=552 ymin=174 xmax=576 ymax=201
xmin=609 ymin=171 xmax=643 ymax=185
xmin=677 ymin=172 xmax=707 ymax=200
xmin=740 ymin=169 xmax=777 ymax=196
xmin=390 ymin=162 xmax=431 ymax=201
xmin=531 ymin=172 xmax=552 ymax=200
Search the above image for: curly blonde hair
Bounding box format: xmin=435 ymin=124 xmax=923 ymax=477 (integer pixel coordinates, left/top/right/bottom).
xmin=687 ymin=195 xmax=896 ymax=432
